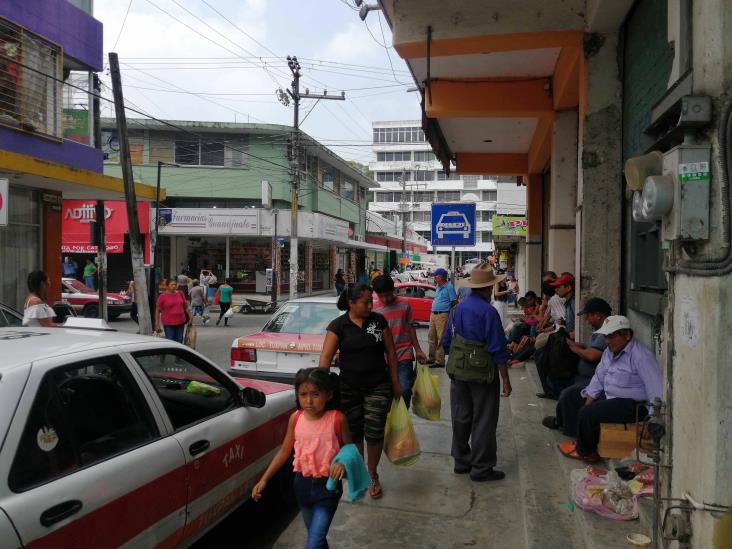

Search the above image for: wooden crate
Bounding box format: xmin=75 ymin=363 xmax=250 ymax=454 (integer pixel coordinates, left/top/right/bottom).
xmin=598 ymin=423 xmax=641 ymax=459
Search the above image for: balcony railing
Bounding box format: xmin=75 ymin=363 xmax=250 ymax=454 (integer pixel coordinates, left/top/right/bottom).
xmin=0 ymin=16 xmax=63 ymax=140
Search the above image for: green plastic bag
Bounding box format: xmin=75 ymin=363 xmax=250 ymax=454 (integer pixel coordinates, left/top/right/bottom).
xmin=384 ymin=397 xmax=420 ymax=467
xmin=412 ymin=365 xmax=441 ymax=421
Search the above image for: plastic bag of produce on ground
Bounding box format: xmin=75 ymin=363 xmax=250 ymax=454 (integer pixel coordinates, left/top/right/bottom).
xmin=571 ymin=468 xmax=639 ymax=520
xmin=384 ymin=397 xmax=421 ymax=466
xmin=412 ymin=365 xmax=441 ymax=421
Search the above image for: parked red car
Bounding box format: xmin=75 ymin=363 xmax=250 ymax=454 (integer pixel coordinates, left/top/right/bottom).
xmin=61 ymin=278 xmax=132 ymax=319
xmin=373 ymin=282 xmax=436 ymax=324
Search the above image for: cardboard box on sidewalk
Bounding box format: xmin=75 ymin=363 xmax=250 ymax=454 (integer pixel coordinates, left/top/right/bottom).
xmin=598 ymin=423 xmax=640 ymax=459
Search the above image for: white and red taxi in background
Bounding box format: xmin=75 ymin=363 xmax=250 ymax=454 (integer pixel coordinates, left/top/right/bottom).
xmin=0 ymin=322 xmax=294 ymax=548
xmin=230 ymin=296 xmax=343 ymax=382
xmin=61 ymin=278 xmax=132 ymax=319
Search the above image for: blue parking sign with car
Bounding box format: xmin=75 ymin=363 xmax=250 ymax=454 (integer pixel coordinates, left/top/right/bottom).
xmin=431 ymin=203 xmax=476 ymax=246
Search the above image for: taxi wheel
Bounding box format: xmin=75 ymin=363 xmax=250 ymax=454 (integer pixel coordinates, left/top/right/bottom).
xmin=83 ymin=304 xmax=99 ymax=318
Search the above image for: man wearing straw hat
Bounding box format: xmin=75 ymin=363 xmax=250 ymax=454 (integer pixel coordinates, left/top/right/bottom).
xmin=442 ymin=263 xmax=512 ymax=482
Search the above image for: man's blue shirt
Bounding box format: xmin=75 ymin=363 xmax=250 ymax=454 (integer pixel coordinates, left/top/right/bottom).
xmin=432 ymin=281 xmax=457 ymax=312
xmin=442 ymin=293 xmax=509 ymax=364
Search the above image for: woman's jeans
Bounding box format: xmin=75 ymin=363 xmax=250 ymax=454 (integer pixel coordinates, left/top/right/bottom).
xmin=163 ymin=323 xmax=185 ymax=343
xmin=84 ymin=275 xmax=96 ymax=290
xmin=293 ymin=473 xmax=342 ymax=549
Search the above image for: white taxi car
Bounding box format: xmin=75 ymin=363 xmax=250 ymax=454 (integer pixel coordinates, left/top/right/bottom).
xmin=0 ymin=322 xmax=294 ymax=548
xmin=230 ymin=297 xmax=343 ymax=383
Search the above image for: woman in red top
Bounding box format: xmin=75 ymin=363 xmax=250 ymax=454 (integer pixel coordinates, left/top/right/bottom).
xmin=155 ymin=279 xmax=192 ymax=343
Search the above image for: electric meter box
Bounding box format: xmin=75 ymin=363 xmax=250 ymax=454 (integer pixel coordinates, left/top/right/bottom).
xmin=661 ymin=145 xmax=711 ymax=241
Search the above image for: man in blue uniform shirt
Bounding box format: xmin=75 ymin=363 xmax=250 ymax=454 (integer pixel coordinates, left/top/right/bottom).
xmin=427 ymin=267 xmax=457 ymax=368
xmin=443 ymin=263 xmax=511 ymax=482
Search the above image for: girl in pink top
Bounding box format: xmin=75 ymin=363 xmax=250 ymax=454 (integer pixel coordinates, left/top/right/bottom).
xmin=253 ymin=369 xmax=350 ymax=549
xmin=154 ymin=279 xmax=192 ymax=343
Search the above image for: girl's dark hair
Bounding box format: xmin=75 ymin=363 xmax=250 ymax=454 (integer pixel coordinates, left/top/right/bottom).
xmin=27 ymin=270 xmax=49 ymax=294
xmin=336 ymin=283 xmax=371 ymax=311
xmin=294 ymin=368 xmax=340 ymax=410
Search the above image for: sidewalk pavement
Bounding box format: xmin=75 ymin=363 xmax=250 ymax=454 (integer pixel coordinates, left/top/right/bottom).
xmin=273 ymin=335 xmax=647 ymax=548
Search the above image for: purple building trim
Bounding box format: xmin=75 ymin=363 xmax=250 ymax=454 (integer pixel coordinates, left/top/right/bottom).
xmin=1 ymin=0 xmax=103 ymax=71
xmin=0 ymin=128 xmax=103 ymax=172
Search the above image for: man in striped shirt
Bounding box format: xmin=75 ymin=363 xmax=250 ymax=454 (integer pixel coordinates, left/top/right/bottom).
xmin=373 ymin=275 xmax=427 ymax=408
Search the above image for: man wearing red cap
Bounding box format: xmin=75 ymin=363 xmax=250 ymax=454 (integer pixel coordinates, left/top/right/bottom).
xmin=535 ymin=273 xmax=576 ymax=399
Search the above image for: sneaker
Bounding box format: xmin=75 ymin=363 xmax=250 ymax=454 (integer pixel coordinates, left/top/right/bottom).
xmin=454 ymin=466 xmax=470 ymax=475
xmin=542 ymin=416 xmax=559 ymax=430
xmin=216 ymin=319 xmax=220 ymax=326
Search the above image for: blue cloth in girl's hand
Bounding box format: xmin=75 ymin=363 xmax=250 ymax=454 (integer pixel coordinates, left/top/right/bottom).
xmin=326 ymin=443 xmax=370 ymax=501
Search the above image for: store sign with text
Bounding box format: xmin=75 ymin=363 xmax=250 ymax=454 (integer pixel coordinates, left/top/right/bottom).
xmin=157 ymin=208 xmax=260 ymax=235
xmin=492 ymin=215 xmax=528 ymax=237
xmin=62 ymin=200 xmax=150 ymax=254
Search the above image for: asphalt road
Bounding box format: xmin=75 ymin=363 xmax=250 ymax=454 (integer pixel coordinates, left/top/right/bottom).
xmin=114 ymin=309 xmax=271 ymax=369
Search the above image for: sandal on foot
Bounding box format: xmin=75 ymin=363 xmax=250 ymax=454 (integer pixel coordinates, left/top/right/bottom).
xmin=368 ymin=474 xmax=383 ymax=499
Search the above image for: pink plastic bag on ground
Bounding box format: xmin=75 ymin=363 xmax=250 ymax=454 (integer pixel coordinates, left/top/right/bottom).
xmin=571 ymin=468 xmax=639 ymax=521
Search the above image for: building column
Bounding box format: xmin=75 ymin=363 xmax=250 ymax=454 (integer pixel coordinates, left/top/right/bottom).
xmin=329 ymin=244 xmax=337 ymax=290
xmin=169 ymin=236 xmax=177 ymax=279
xmin=42 ymin=198 xmax=63 ymax=304
xmin=577 ymin=33 xmax=622 ymax=341
xmin=349 ymin=250 xmax=357 ymax=279
xmin=305 ymin=241 xmax=313 ymax=295
xmin=271 ymin=236 xmax=280 ymax=300
xmin=547 ymin=110 xmax=578 ymax=277
xmin=525 ymin=174 xmax=543 ymax=292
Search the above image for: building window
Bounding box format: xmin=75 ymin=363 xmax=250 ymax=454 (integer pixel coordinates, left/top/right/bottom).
xmin=479 ymin=210 xmax=495 ymax=222
xmin=414 ymin=151 xmax=435 ymax=162
xmin=323 ymin=168 xmax=334 ymax=191
xmin=375 ymin=192 xmax=402 ymax=202
xmin=377 ymin=151 xmax=411 ymax=162
xmin=481 ymin=190 xmax=497 ymax=201
xmin=411 ymin=211 xmax=431 ymax=222
xmin=201 ymin=139 xmax=224 ymax=166
xmin=342 ymin=179 xmax=354 ymax=201
xmin=417 ymin=230 xmax=431 ymax=240
xmin=479 ymin=231 xmax=493 ymax=243
xmin=0 ymin=18 xmax=63 ymax=139
xmin=436 ymin=191 xmax=461 ymax=202
xmin=372 ymin=127 xmax=424 ymax=144
xmin=414 ymin=191 xmax=434 ymax=202
xmin=415 ymin=170 xmax=435 ymax=182
xmin=437 ymin=171 xmax=461 ymax=181
xmin=376 ymin=171 xmax=408 ymax=183
xmin=174 ymin=137 xmax=200 ymax=165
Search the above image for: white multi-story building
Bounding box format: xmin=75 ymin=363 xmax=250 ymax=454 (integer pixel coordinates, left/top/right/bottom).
xmin=369 ymin=120 xmax=511 ymax=265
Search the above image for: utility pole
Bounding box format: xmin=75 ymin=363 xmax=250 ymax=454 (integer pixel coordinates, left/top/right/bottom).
xmin=284 ymin=55 xmax=345 ymax=301
xmin=151 ymin=161 xmax=178 ymax=315
xmin=108 ymin=52 xmax=152 ymax=335
xmin=95 ymin=201 xmax=108 ymax=320
xmin=400 ymin=170 xmax=408 ymax=272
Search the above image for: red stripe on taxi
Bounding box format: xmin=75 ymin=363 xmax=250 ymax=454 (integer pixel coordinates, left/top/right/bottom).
xmin=26 ymin=410 xmax=292 ymax=549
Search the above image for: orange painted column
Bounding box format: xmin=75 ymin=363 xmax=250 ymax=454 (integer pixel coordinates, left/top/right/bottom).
xmin=42 ymin=195 xmax=63 ymax=304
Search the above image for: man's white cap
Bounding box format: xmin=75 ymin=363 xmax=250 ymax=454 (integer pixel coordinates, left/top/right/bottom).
xmin=594 ymin=315 xmax=631 ymax=335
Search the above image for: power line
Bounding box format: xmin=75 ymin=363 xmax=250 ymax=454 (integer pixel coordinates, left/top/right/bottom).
xmin=111 ymin=0 xmax=134 ymax=52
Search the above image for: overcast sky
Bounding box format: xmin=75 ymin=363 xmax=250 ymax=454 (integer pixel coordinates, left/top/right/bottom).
xmin=95 ymin=0 xmax=421 ymax=165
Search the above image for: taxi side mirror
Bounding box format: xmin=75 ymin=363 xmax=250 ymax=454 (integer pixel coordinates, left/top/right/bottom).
xmin=241 ymin=387 xmax=266 ymax=408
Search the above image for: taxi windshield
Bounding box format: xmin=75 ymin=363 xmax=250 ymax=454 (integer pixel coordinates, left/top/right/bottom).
xmin=263 ymin=302 xmax=342 ymax=335
xmin=65 ymin=279 xmax=94 ymax=293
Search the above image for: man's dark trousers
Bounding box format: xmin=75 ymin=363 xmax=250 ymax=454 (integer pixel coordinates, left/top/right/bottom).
xmin=450 ymin=376 xmax=500 ymax=476
xmin=555 ymin=375 xmax=593 ymax=437
xmin=576 ymin=398 xmax=648 ymax=456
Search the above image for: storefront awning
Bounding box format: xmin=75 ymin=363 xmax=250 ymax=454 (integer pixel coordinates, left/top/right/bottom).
xmin=346 ymin=239 xmax=388 ymax=252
